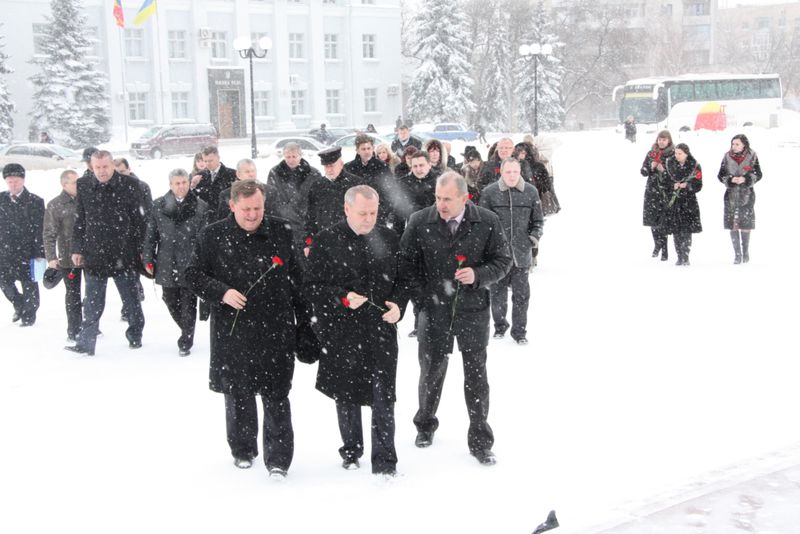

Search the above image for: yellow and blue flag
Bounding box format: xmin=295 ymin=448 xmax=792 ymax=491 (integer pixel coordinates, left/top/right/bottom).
xmin=134 ymin=0 xmax=157 ymax=26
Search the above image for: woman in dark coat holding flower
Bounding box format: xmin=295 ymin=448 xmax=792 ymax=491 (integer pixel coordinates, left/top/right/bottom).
xmin=717 ymin=134 xmax=762 ymax=264
xmin=640 ymin=130 xmax=674 ymax=260
xmin=662 ymin=143 xmax=703 ymax=266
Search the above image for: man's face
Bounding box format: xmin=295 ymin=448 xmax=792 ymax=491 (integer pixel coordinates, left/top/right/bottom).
xmin=203 ymin=152 xmax=220 ymax=171
xmin=344 ymin=193 xmax=379 ymax=235
xmin=496 ymin=139 xmax=514 ymax=160
xmin=4 ymin=176 xmax=24 ymax=196
xmin=357 ymin=142 xmax=374 ymax=162
xmin=323 ymin=159 xmax=344 ymax=180
xmin=237 ymin=163 xmax=258 ymax=182
xmin=170 ymin=176 xmax=190 ymax=199
xmin=501 ymin=161 xmax=521 ymax=188
xmin=92 ymin=156 xmax=115 ymax=183
xmin=435 ymin=181 xmax=468 ymax=221
xmin=283 ymin=149 xmax=301 ymax=169
xmin=398 ymin=127 xmax=410 ymax=142
xmin=467 ymin=158 xmax=481 ymax=170
xmin=411 ymin=156 xmax=431 ymax=179
xmin=230 ymin=190 xmax=265 ymax=233
xmin=62 ymin=172 xmax=78 ymax=197
xmin=114 ymin=163 xmax=130 ymax=176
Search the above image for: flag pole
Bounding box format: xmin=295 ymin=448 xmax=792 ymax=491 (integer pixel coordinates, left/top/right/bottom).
xmin=118 ymin=26 xmax=129 ymax=145
xmin=154 ymin=1 xmax=166 ymax=123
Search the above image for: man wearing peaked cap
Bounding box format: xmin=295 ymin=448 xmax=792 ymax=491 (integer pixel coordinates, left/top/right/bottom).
xmin=0 ymin=163 xmax=46 ymax=327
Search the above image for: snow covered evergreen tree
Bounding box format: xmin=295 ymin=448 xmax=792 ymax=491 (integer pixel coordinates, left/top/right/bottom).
xmin=406 ymin=0 xmax=476 ymax=124
xmin=516 ymin=1 xmax=564 ymax=133
xmin=474 ymin=2 xmax=512 ymax=131
xmin=0 ymin=25 xmax=14 ymax=144
xmin=29 ymin=0 xmax=110 ymax=148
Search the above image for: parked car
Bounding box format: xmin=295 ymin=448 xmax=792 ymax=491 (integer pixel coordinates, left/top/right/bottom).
xmin=307 ymin=127 xmax=354 ymax=144
xmin=131 ymin=124 xmax=218 ymax=159
xmin=0 ymin=143 xmax=83 ymax=171
xmin=261 ymin=136 xmax=330 ymax=158
xmin=414 ymin=123 xmax=479 ymax=142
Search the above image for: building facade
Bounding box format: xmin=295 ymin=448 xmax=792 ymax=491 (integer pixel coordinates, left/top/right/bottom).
xmin=1 ymin=0 xmax=402 ymax=142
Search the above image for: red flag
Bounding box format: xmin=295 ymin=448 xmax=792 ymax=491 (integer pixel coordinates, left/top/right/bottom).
xmin=113 ymin=0 xmax=125 ymax=28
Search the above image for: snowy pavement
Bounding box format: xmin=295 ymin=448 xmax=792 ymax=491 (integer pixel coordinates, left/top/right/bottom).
xmin=2 ymin=124 xmax=800 ymax=534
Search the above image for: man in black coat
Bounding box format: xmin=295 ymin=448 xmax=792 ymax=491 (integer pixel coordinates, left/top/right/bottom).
xmin=185 ymin=181 xmax=303 ymax=479
xmin=191 ymin=145 xmax=237 ymax=213
xmin=67 ymin=151 xmax=146 ymax=356
xmin=478 ymin=137 xmax=515 ymax=191
xmin=266 ymin=142 xmax=323 ymax=248
xmin=304 ymin=147 xmax=366 ymax=253
xmin=0 ymin=163 xmax=45 ymax=326
xmin=304 ymin=185 xmax=404 ymax=477
xmin=143 ymin=169 xmax=210 ymax=356
xmin=398 ymin=172 xmax=511 ymax=466
xmin=344 ymin=134 xmax=394 ymax=227
xmin=393 ymin=151 xmax=438 ymax=236
xmin=390 ymin=124 xmax=422 ymax=158
xmin=43 ymin=169 xmax=81 ymax=339
xmin=214 ymin=158 xmax=259 ymax=222
xmin=479 ymin=158 xmax=544 ymax=345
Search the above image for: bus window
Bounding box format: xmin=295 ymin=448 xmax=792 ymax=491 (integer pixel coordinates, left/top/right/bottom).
xmin=669 ymin=82 xmax=694 ymax=105
xmin=717 ymin=80 xmax=739 ymax=99
xmin=761 ymin=79 xmax=781 ymax=98
xmin=694 ymin=80 xmax=718 ymax=100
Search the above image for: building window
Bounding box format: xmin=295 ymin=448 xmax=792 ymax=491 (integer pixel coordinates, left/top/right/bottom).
xmin=326 ymin=89 xmax=340 ymax=114
xmin=291 ymin=90 xmax=306 ymax=115
xmin=210 ymin=31 xmax=228 ymax=59
xmin=684 ymin=1 xmax=709 ymax=16
xmin=324 ymin=34 xmax=338 ymax=59
xmin=323 ymin=0 xmax=337 ymax=3
xmin=622 ymin=4 xmax=645 ymax=17
xmin=362 ymin=34 xmax=376 ymax=58
xmin=129 ymin=92 xmax=148 ymax=121
xmin=171 ymin=92 xmax=190 ymax=119
xmin=254 ymin=90 xmax=271 ymax=116
xmin=661 ymin=3 xmax=672 ymax=15
xmin=364 ymin=88 xmax=377 ymax=112
xmin=125 ymin=28 xmax=145 ymax=58
xmin=32 ymin=23 xmax=47 ymax=55
xmin=756 ymin=17 xmax=770 ymax=30
xmin=289 ymin=33 xmax=304 ymax=59
xmin=168 ymin=30 xmax=187 ymax=59
xmin=362 ymin=0 xmax=375 ymax=4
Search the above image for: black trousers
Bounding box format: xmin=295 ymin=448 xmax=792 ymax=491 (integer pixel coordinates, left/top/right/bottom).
xmin=76 ymin=270 xmax=144 ymax=353
xmin=62 ymin=268 xmax=82 ymax=338
xmin=490 ymin=266 xmax=530 ymax=340
xmin=414 ymin=310 xmax=494 ymax=453
xmin=651 ymin=227 xmax=668 ymax=252
xmin=161 ymin=287 xmax=197 ymax=350
xmin=0 ymin=275 xmax=39 ymax=323
xmin=224 ymin=392 xmax=294 ymax=471
xmin=335 ymin=378 xmax=397 ymax=473
xmin=674 ymin=232 xmax=692 ymax=262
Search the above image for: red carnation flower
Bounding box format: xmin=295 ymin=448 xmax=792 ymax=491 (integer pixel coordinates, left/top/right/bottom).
xmin=305 ymin=237 xmax=313 ymax=246
xmin=494 ymin=167 xmax=501 ymax=174
xmin=67 ymin=272 xmax=76 ymax=280
xmin=456 ymin=254 xmax=467 ymax=264
xmin=468 ymin=193 xmax=474 ymax=200
xmin=272 ymin=256 xmax=284 ymax=266
xmin=695 ymin=170 xmax=702 ymax=180
xmin=146 ymin=262 xmax=154 ymax=271
xmin=743 ymin=166 xmax=753 ymax=171
xmin=341 ymin=296 xmax=351 ymax=308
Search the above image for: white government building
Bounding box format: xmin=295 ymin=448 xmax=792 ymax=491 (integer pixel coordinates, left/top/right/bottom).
xmin=2 ymin=0 xmax=403 ymax=142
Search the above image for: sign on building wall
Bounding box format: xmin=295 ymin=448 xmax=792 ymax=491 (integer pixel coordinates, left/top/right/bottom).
xmin=207 ymin=68 xmax=246 ymax=139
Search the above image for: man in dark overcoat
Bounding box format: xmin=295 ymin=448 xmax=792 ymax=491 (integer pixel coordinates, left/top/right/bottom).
xmin=344 ymin=134 xmax=394 ymax=226
xmin=143 ymin=169 xmax=210 ymax=356
xmin=0 ymin=163 xmax=45 ymax=326
xmin=191 ymin=145 xmax=237 ymax=217
xmin=479 ymin=158 xmax=544 ymax=344
xmin=67 ymin=151 xmax=146 ymax=355
xmin=304 ymin=147 xmax=366 ymax=253
xmin=185 ymin=180 xmax=303 ymax=479
xmin=43 ymin=169 xmax=81 ymax=339
xmin=304 ymin=185 xmax=403 ymax=477
xmin=398 ymin=172 xmax=511 ymax=466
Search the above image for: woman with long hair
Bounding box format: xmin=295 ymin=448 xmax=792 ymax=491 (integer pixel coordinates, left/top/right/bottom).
xmin=640 ymin=130 xmax=674 ymax=260
xmin=375 ymin=142 xmax=401 ymax=174
xmin=422 ymin=139 xmax=450 ymax=174
xmin=717 ymin=134 xmax=762 ymax=264
xmin=663 ymin=143 xmax=703 ymax=266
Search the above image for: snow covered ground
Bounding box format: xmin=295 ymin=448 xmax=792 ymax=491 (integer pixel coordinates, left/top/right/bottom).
xmin=2 ymin=123 xmax=800 ymax=534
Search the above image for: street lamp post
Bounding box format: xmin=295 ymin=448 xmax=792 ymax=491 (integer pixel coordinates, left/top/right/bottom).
xmin=519 ymin=43 xmax=553 ymax=137
xmin=234 ymin=35 xmax=272 ymax=159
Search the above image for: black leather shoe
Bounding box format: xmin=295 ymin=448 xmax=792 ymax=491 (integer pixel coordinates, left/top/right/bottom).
xmin=342 ymin=458 xmax=360 ymax=470
xmin=129 ymin=340 xmax=142 ymax=349
xmin=514 ymin=337 xmax=528 ymax=345
xmin=65 ymin=345 xmax=94 ymax=356
xmin=661 ymin=249 xmax=668 ymax=261
xmin=178 ymin=348 xmax=191 ymax=356
xmin=471 ymin=449 xmax=497 ymax=466
xmin=493 ymin=330 xmax=506 ymax=339
xmin=20 ymin=319 xmax=35 ymax=327
xmin=415 ymin=431 xmax=434 ymax=448
xmin=233 ymin=457 xmax=253 ymax=469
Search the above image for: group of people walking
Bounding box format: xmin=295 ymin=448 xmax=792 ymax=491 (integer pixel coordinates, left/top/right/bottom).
xmin=640 ymin=132 xmax=762 ymax=265
xmin=1 ymin=132 xmax=557 ymax=481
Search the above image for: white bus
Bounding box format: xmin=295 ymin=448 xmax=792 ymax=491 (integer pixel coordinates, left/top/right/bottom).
xmin=612 ymin=73 xmax=782 ymax=133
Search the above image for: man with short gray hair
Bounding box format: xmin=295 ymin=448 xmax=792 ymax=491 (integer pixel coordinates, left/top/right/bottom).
xmin=398 ymin=171 xmax=511 ymax=466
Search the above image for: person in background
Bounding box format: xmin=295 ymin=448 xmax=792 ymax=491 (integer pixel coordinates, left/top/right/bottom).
xmin=640 ymin=130 xmax=674 ymax=261
xmin=662 ymin=143 xmax=703 ymax=266
xmin=478 ymin=137 xmax=515 ymax=191
xmin=365 ymin=123 xmax=377 ymax=133
xmin=191 ymin=152 xmax=207 ymax=181
xmin=0 ymin=163 xmax=45 ymax=327
xmin=422 ymin=139 xmax=451 ymax=175
xmin=191 ymin=146 xmax=237 ymax=213
xmin=143 ymin=169 xmax=209 ymax=356
xmin=394 ymin=145 xmax=419 ymax=178
xmin=442 ymin=141 xmax=458 ymax=171
xmin=214 ymin=158 xmax=259 ymax=222
xmin=460 ymin=145 xmax=483 ymax=203
xmin=717 ymin=134 xmax=762 ymax=264
xmin=39 ymin=131 xmax=54 ymax=144
xmin=391 ymin=125 xmax=422 ymax=158
xmin=375 ymin=143 xmax=401 ymax=175
xmin=43 ymin=169 xmax=82 ymax=340
xmin=624 ymin=115 xmax=637 ymax=143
